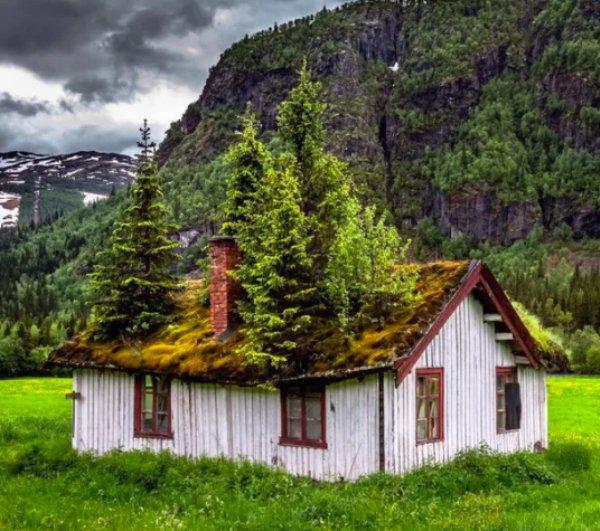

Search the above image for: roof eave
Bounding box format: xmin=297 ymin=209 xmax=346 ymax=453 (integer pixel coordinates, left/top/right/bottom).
xmin=394 ymin=260 xmax=542 ymax=387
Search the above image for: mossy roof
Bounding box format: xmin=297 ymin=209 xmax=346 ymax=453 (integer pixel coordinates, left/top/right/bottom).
xmin=48 ymin=260 xmax=555 ymax=384
xmin=49 ymin=261 xmax=470 ymax=383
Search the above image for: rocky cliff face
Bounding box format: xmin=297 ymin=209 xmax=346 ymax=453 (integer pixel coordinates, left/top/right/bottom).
xmin=159 ymin=0 xmax=599 ymax=244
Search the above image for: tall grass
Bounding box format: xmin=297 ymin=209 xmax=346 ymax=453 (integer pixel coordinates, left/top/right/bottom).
xmin=0 ymin=376 xmax=598 ymax=529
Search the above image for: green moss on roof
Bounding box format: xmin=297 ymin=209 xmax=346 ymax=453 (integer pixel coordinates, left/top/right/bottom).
xmin=49 ymin=261 xmax=472 ymax=383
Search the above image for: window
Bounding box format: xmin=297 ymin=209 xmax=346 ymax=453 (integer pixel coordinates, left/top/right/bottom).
xmin=496 ymin=367 xmax=521 ymax=432
xmin=280 ymin=385 xmax=326 ymax=448
xmin=134 ymin=375 xmax=172 ymax=438
xmin=416 ymin=368 xmax=444 ymax=443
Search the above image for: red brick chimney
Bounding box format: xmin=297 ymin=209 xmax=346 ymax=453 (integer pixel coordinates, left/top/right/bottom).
xmin=209 ymin=236 xmax=242 ymax=338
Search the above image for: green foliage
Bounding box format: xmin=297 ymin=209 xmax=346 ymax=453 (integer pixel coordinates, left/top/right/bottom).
xmin=223 ymin=66 xmax=414 ymax=364
xmin=222 ymin=114 xmax=273 ymax=235
xmin=546 ymin=441 xmax=592 ymax=472
xmin=397 ymin=0 xmax=527 ymax=92
xmin=569 ymin=326 xmax=600 ymax=370
xmin=428 ymin=74 xmax=599 ymax=206
xmin=325 ymin=202 xmax=417 ymax=328
xmin=161 ymin=157 xmax=228 ymax=229
xmin=513 ymin=301 xmax=566 ymax=367
xmin=89 ymin=121 xmax=181 ymax=339
xmin=277 ymin=60 xmax=327 ymax=178
xmin=225 ymin=116 xmax=314 ymax=364
xmin=586 ymin=346 xmax=600 ymax=374
xmin=433 ymin=88 xmax=536 ymax=201
xmin=2 ymin=376 xmax=600 ymax=529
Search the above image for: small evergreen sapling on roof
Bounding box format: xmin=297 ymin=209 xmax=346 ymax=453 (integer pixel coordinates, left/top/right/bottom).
xmin=89 ymin=120 xmax=181 ymax=339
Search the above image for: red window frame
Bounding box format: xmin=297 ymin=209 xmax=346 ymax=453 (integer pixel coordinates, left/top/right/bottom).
xmin=496 ymin=367 xmax=518 ymax=433
xmin=134 ymin=374 xmax=172 ymax=438
xmin=416 ymin=368 xmax=444 ymax=444
xmin=280 ymin=385 xmax=327 ymax=449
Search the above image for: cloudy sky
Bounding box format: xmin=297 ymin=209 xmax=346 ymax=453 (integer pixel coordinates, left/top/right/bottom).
xmin=0 ymin=0 xmax=342 ymax=155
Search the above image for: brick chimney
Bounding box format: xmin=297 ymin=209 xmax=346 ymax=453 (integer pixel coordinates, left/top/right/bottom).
xmin=209 ymin=236 xmax=242 ymax=338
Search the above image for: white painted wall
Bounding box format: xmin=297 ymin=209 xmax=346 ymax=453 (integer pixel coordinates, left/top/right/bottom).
xmin=71 ymin=294 xmax=547 ymax=481
xmin=72 ymin=370 xmax=380 ymax=480
xmin=389 ymin=294 xmax=547 ymax=474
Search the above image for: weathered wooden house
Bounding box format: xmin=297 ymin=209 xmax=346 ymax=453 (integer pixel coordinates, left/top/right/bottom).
xmin=49 ymin=237 xmax=549 ymax=481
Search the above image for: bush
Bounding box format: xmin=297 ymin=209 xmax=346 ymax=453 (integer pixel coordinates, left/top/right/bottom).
xmin=359 ymin=446 xmax=555 ymax=500
xmin=546 ymin=442 xmax=592 ymax=472
xmin=7 ymin=439 xmax=78 ymax=478
xmin=586 ymin=345 xmax=600 ymax=373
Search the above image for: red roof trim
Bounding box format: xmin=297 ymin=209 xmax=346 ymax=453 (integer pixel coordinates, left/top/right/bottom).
xmin=394 ymin=261 xmax=540 ymax=387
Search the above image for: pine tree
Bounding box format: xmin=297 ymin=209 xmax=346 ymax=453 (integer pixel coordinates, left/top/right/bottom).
xmin=223 ymin=65 xmax=415 ymax=365
xmin=224 ymin=117 xmax=314 ymax=365
xmin=277 ymin=62 xmax=414 ymax=323
xmin=89 ymin=120 xmax=181 ymax=339
xmin=222 ymin=114 xmax=272 ymax=237
xmin=277 ymin=60 xmax=353 ymax=290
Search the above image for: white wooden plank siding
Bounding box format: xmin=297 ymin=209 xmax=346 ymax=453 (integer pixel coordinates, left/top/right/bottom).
xmin=390 ymin=294 xmax=547 ymax=474
xmin=72 ymin=371 xmax=380 ymax=480
xmin=71 ymin=294 xmax=547 ymax=481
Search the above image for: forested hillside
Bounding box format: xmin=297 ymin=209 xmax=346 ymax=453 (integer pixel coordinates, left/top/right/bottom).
xmin=0 ymin=0 xmax=598 ymax=375
xmin=160 ymin=0 xmax=599 ymax=244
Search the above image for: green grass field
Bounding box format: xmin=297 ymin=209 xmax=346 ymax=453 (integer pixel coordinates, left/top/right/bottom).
xmin=0 ymin=376 xmax=599 ymax=529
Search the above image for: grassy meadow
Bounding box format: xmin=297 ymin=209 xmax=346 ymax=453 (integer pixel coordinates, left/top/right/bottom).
xmin=0 ymin=376 xmax=598 ymax=529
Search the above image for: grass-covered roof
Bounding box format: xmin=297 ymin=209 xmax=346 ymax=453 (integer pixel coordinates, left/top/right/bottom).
xmin=48 ymin=260 xmax=562 ymax=384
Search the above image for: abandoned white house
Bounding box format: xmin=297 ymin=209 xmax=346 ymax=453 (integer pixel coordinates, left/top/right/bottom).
xmin=49 ymin=237 xmax=549 ymax=481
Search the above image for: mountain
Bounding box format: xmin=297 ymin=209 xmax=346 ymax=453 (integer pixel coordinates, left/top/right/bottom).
xmin=1 ymin=0 xmax=599 ymax=378
xmin=159 ymin=0 xmax=599 ymax=244
xmin=0 ymin=151 xmax=134 ymax=228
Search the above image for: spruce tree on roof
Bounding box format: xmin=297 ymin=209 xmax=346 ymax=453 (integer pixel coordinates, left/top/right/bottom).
xmin=277 ymin=61 xmax=368 ymax=309
xmin=89 ymin=120 xmax=181 ymax=339
xmin=223 ymin=115 xmax=314 ymax=365
xmin=223 ymin=64 xmax=416 ymax=366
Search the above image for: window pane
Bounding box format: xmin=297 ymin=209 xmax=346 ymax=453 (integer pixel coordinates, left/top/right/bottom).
xmin=417 ymin=419 xmax=427 ymax=440
xmin=287 ymin=395 xmax=301 ymax=419
xmin=306 ymin=394 xmax=321 ymax=421
xmin=417 ymin=398 xmax=426 ymax=419
xmin=497 ymin=393 xmax=505 ymax=410
xmin=156 ymin=392 xmax=168 ymax=415
xmin=156 ymin=378 xmax=169 ymax=396
xmin=430 ymin=417 xmax=439 ymax=439
xmin=143 ymin=389 xmax=153 ymax=413
xmin=417 ymin=377 xmax=426 ymax=397
xmin=143 ymin=411 xmax=153 ymax=431
xmin=429 ymin=377 xmax=438 ymax=396
xmin=157 ymin=413 xmax=169 ymax=433
xmin=429 ymin=399 xmax=438 ymax=419
xmin=287 ymin=417 xmax=301 ymax=439
xmin=306 ymin=418 xmax=321 ymax=441
xmin=497 ymin=412 xmax=505 ymax=430
xmin=496 ymin=375 xmax=504 ymax=391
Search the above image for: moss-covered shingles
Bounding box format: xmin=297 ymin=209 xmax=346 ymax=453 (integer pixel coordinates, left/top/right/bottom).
xmin=49 ymin=262 xmax=474 ymax=383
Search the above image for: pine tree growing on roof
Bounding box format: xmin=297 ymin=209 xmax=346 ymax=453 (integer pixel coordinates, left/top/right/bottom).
xmin=224 ymin=115 xmax=314 ymax=365
xmin=89 ymin=120 xmax=181 ymax=339
xmin=223 ymin=64 xmax=416 ymax=365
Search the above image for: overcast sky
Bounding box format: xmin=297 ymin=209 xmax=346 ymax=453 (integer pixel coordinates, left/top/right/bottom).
xmin=0 ymin=0 xmax=343 ymax=155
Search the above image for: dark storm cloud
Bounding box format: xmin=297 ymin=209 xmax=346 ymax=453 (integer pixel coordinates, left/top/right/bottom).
xmin=0 ymin=92 xmax=51 ymax=116
xmin=0 ymin=0 xmax=219 ymax=104
xmin=58 ymin=124 xmax=139 ymax=154
xmin=64 ymin=75 xmax=135 ymax=104
xmin=0 ymin=0 xmax=343 ymax=154
xmin=0 ymin=120 xmax=138 ymax=154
